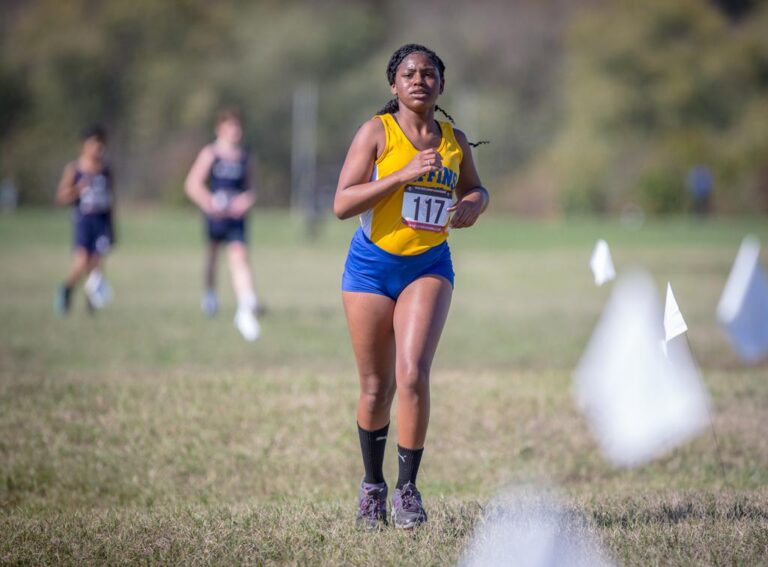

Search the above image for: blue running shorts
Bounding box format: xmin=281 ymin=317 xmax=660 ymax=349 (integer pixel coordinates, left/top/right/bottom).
xmin=342 ymin=228 xmax=454 ymax=300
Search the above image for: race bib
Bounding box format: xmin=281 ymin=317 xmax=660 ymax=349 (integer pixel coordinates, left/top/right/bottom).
xmin=79 ymin=174 xmax=112 ymax=213
xmin=401 ymin=185 xmax=452 ymax=232
xmin=212 ymin=159 xmax=244 ymax=181
xmin=211 ymin=189 xmax=238 ymax=212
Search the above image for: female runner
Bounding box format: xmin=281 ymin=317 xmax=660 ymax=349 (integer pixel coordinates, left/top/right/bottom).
xmin=334 ymin=44 xmax=489 ymax=529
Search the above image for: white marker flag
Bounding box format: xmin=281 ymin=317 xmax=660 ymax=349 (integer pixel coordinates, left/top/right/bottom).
xmin=717 ymin=236 xmax=768 ymax=363
xmin=573 ymin=271 xmax=710 ymax=467
xmin=590 ymin=239 xmax=616 ymax=286
xmin=459 ymin=490 xmax=613 ymax=567
xmin=664 ymin=282 xmax=688 ymax=342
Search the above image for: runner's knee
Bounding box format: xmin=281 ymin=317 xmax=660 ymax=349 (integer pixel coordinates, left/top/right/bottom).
xmin=396 ymin=362 xmax=430 ymax=397
xmin=228 ymin=243 xmax=248 ymax=265
xmin=359 ymin=375 xmax=395 ymax=412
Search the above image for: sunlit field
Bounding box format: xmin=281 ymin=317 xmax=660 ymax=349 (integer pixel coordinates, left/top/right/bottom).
xmin=1 ymin=210 xmax=767 ymax=565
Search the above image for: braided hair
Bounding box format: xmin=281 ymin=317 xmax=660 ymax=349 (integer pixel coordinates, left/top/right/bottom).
xmin=377 ymin=44 xmax=489 ymax=148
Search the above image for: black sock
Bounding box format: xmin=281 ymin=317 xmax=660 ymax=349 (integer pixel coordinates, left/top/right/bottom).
xmin=396 ymin=445 xmax=424 ymax=489
xmin=358 ymin=423 xmax=389 ymax=484
xmin=61 ymin=284 xmax=72 ymax=308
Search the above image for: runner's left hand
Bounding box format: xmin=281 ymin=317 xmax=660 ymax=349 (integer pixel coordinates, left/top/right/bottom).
xmin=227 ymin=193 xmax=253 ymax=219
xmin=447 ymin=191 xmax=484 ymax=228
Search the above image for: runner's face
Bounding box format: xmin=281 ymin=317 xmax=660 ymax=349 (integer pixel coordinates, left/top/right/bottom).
xmin=217 ymin=118 xmax=243 ymax=145
xmin=82 ymin=137 xmax=106 ymax=160
xmin=390 ymin=52 xmax=443 ymax=112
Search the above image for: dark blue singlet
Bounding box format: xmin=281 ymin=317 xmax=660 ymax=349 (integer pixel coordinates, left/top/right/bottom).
xmin=205 ymin=150 xmax=249 ymax=243
xmin=72 ymin=165 xmax=114 ymax=254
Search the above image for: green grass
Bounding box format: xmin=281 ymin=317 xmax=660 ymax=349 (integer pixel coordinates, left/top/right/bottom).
xmin=1 ymin=209 xmax=767 ymax=565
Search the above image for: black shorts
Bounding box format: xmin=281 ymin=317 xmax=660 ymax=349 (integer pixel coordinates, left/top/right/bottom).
xmin=73 ymin=211 xmax=113 ymax=255
xmin=205 ymin=216 xmax=246 ymax=243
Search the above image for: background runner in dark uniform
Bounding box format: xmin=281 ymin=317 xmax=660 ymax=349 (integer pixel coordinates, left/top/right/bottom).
xmin=54 ymin=125 xmax=116 ymax=314
xmin=185 ymin=108 xmax=262 ymax=342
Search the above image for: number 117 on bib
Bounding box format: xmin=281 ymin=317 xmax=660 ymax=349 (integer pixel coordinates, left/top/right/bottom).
xmin=401 ymin=185 xmax=452 ymax=233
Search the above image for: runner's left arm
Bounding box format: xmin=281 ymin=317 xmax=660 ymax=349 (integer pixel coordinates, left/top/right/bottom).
xmin=448 ymin=129 xmax=489 ymax=229
xmin=109 ymin=170 xmax=118 ymax=246
xmin=229 ymin=155 xmax=258 ymax=218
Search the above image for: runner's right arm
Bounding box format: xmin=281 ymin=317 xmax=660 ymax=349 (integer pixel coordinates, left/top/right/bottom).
xmin=185 ymin=146 xmax=217 ymax=215
xmin=333 ymin=119 xmax=442 ymax=220
xmin=55 ymin=163 xmax=79 ymax=206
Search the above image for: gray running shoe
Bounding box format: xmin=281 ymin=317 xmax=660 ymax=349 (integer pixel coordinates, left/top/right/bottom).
xmin=201 ymin=290 xmax=218 ymax=318
xmin=392 ymin=482 xmax=427 ymax=529
xmin=356 ymin=480 xmax=388 ymax=529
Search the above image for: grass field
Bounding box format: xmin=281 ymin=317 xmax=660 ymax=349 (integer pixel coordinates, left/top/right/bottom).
xmin=1 ymin=209 xmax=767 ymax=565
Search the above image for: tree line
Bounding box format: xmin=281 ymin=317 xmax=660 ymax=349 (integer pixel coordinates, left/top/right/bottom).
xmin=1 ymin=0 xmax=766 ymax=214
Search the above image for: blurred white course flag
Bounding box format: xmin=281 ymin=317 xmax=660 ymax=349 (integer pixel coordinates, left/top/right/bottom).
xmin=573 ymin=271 xmax=710 ymax=467
xmin=590 ymin=239 xmax=616 ymax=286
xmin=716 ymin=236 xmax=768 ymax=363
xmin=459 ymin=489 xmax=613 ymax=567
xmin=664 ymin=282 xmax=688 ymax=342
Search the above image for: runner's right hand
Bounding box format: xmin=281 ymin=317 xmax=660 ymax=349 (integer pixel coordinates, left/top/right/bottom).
xmin=76 ymin=177 xmax=91 ymax=194
xmin=398 ymin=149 xmax=442 ymax=184
xmin=203 ymin=195 xmax=227 ymax=218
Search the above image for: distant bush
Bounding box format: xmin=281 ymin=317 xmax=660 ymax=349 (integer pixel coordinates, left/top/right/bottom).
xmin=636 ymin=167 xmax=686 ymax=215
